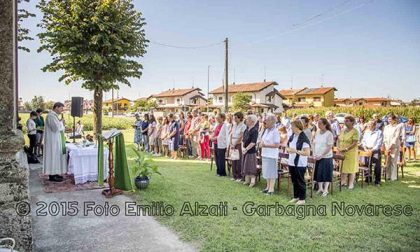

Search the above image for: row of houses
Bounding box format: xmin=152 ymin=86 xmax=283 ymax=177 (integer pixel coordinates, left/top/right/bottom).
xmin=53 ymin=81 xmax=408 ymax=114
xmin=334 ymin=97 xmax=403 ymax=107
xmin=18 ymin=82 xmax=413 ymax=115
xmin=103 ymin=81 xmax=288 ymax=113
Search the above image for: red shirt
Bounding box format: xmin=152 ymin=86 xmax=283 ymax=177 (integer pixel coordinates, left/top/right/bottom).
xmin=213 ymin=124 xmax=223 ymax=144
xmin=184 ymin=120 xmax=191 ymax=136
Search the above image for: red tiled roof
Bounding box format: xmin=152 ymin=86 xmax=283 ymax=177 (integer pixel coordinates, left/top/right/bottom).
xmin=209 ymin=81 xmax=277 ymax=94
xmin=335 ymin=98 xmax=366 ymax=103
xmin=279 ymin=88 xmax=307 ymax=96
xmin=297 ymin=87 xmax=337 ymax=95
xmin=153 ymin=88 xmax=201 ymax=98
xmin=364 ymin=97 xmax=391 ymax=102
xmin=334 ymin=98 xmax=350 ymax=103
xmin=335 ymin=97 xmax=389 ymax=103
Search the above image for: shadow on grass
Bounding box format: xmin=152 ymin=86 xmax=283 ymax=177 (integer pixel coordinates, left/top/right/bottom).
xmin=123 ymin=145 xmax=420 ymax=251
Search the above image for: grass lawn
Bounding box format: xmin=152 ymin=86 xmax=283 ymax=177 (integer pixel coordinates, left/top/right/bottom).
xmin=33 ymin=128 xmax=420 ymax=251
xmin=122 ymin=131 xmax=420 ymax=251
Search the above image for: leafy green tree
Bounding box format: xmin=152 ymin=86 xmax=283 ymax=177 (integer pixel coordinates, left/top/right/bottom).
xmin=18 ymin=0 xmax=36 ymax=52
xmin=232 ymin=93 xmax=252 ymax=112
xmin=132 ymin=99 xmax=148 ymax=112
xmin=132 ymin=99 xmax=157 ymax=112
xmin=37 ymin=0 xmax=148 ymax=138
xmin=146 ymin=99 xmax=157 ymax=111
xmin=22 ymin=96 xmax=46 ymax=111
xmin=45 ymin=100 xmax=55 ymax=110
xmin=32 ymin=96 xmax=46 ymax=111
xmin=23 ymin=102 xmax=32 ymax=112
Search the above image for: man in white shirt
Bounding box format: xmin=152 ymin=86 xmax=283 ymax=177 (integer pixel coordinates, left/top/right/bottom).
xmin=361 ymin=120 xmax=383 ymax=185
xmin=26 ymin=111 xmax=38 ymax=157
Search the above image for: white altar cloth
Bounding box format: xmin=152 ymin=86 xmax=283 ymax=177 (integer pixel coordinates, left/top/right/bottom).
xmin=66 ymin=143 xmax=109 ymax=184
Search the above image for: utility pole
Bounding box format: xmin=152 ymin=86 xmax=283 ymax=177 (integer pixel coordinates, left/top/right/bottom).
xmin=224 ymin=37 xmax=229 ymax=113
xmin=116 ymin=89 xmax=119 ymax=116
xmin=111 ymin=89 xmax=114 ymax=117
xmin=207 ymin=65 xmax=210 ymax=113
xmin=264 ymin=66 xmax=267 ymax=82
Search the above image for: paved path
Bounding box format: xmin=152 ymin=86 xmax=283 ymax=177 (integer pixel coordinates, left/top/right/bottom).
xmin=29 ymin=163 xmax=196 ymax=252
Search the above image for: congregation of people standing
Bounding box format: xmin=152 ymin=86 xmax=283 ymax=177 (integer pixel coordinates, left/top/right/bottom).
xmin=129 ymin=108 xmax=417 ymax=205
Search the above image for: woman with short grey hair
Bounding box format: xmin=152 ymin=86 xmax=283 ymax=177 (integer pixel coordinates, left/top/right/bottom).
xmin=260 ymin=113 xmax=280 ymax=195
xmin=241 ymin=114 xmax=259 ymax=187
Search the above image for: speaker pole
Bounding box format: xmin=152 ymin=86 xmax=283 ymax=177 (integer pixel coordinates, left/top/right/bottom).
xmin=72 ymin=116 xmax=76 ymax=143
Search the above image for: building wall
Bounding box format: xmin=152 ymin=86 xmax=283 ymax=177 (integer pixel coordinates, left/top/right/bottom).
xmin=323 ymin=90 xmax=335 ymax=107
xmin=366 ymin=101 xmax=391 ymax=107
xmin=255 ymin=87 xmax=271 ymax=103
xmin=155 ymin=90 xmax=207 ymax=112
xmin=212 ymin=93 xmax=236 ymax=105
xmin=211 ymin=85 xmax=283 ymax=110
xmin=282 ymin=96 xmax=294 ymax=106
xmin=156 ymin=90 xmax=205 ymax=107
xmin=293 ymin=90 xmax=335 ymax=107
xmin=273 ymin=94 xmax=284 ymax=113
xmin=182 ymin=90 xmax=203 ymax=105
xmin=104 ymin=99 xmax=131 ymax=109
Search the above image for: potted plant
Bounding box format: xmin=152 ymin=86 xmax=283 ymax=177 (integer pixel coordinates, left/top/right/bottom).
xmin=131 ymin=148 xmax=161 ymax=189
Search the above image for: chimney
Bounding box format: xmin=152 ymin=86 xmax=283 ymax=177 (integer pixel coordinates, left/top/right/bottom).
xmin=263 ymin=79 xmax=266 ymax=82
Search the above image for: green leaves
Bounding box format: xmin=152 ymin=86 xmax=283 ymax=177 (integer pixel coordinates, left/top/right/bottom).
xmin=37 ymin=0 xmax=148 ymax=90
xmin=232 ymin=93 xmax=252 ymax=112
xmin=37 ymin=0 xmax=148 ymax=138
xmin=18 ymin=0 xmax=36 ymax=52
xmin=131 ymin=148 xmax=161 ymax=178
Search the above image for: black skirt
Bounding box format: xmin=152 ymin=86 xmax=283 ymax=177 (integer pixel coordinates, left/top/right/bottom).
xmin=314 ymin=158 xmax=333 ymax=182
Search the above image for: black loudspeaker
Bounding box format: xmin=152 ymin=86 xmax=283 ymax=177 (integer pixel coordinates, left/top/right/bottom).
xmin=71 ymin=97 xmax=84 ymax=117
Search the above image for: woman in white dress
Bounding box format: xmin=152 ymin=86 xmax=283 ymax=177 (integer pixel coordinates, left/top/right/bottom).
xmin=260 ymin=114 xmax=281 ymax=195
xmin=383 ymin=114 xmax=404 ymax=181
xmin=313 ymin=118 xmax=334 ymax=197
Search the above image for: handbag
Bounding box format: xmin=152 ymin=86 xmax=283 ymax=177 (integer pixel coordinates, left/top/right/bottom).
xmin=406 ymin=135 xmax=416 ymax=143
xmin=230 ymin=149 xmax=240 ymax=160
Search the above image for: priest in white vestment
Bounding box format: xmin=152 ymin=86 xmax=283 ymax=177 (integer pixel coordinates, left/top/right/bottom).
xmin=43 ymin=102 xmax=67 ymax=182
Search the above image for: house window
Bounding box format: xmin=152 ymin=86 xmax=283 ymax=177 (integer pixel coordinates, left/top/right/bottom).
xmin=159 ymin=99 xmax=163 ymax=104
xmin=313 ymin=97 xmax=321 ymax=102
xmin=176 ymin=98 xmax=181 ymax=104
xmin=298 ymin=97 xmax=306 ymax=102
xmin=218 ymin=96 xmax=223 ymax=102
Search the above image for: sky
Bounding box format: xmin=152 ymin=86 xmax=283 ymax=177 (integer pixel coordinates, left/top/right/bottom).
xmin=18 ymin=0 xmax=420 ymax=102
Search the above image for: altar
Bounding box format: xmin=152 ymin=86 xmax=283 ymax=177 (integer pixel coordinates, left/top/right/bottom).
xmin=66 ymin=143 xmax=109 ymax=184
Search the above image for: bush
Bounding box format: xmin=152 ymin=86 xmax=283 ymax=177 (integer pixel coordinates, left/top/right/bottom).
xmin=286 ymin=106 xmax=420 ymax=121
xmin=63 ymin=114 xmax=135 ymax=131
xmin=19 ymin=113 xmax=135 ymax=132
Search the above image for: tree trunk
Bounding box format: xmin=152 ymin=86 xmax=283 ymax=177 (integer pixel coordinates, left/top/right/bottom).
xmin=93 ymin=86 xmax=103 ymax=140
